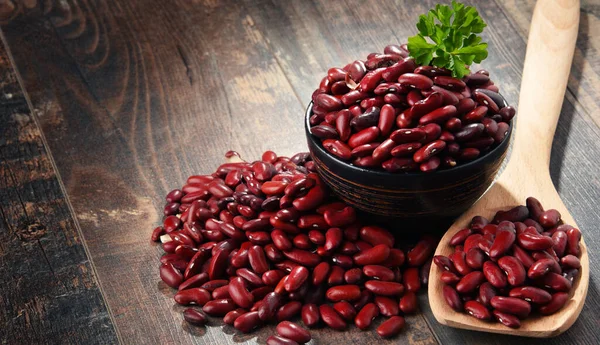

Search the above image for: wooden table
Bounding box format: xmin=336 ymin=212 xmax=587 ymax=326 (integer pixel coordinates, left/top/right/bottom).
xmin=0 ymin=0 xmax=598 ymax=344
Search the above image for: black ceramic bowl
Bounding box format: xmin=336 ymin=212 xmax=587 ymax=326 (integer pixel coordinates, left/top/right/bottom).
xmin=305 ymin=102 xmax=512 ymax=226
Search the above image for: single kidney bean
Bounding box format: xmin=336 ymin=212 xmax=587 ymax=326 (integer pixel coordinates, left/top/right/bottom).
xmin=223 ymin=308 xmax=247 ymax=325
xmin=276 ymin=321 xmax=311 ymax=344
xmin=174 ymin=288 xmax=212 ymax=306
xmin=398 ymin=73 xmax=433 ymax=90
xmin=450 ymin=228 xmax=472 ymax=246
xmin=358 ymin=68 xmax=386 ymax=93
xmin=399 ymin=291 xmax=418 ymax=314
xmin=183 ymin=308 xmax=208 ymax=326
xmin=478 ymin=282 xmax=496 ymax=308
xmin=528 ymin=257 xmax=561 ymax=279
xmin=319 ymin=304 xmax=347 ymax=330
xmin=258 ymin=292 xmax=283 ymax=321
xmin=493 ymin=310 xmax=521 ymax=328
xmin=490 ymin=296 xmax=531 ymax=319
xmin=450 ymin=251 xmax=473 ymax=276
xmin=363 ymin=265 xmax=395 ymax=281
xmin=561 ymin=254 xmax=581 ymax=269
xmin=441 ymin=271 xmax=461 ymax=285
xmin=566 ymin=228 xmax=581 ymax=257
xmin=322 ymin=139 xmax=353 ymax=160
xmin=355 ymin=303 xmax=379 ymax=330
xmin=539 ymin=209 xmax=561 ymax=228
xmin=202 ymin=298 xmax=236 ymax=316
xmin=311 ymin=124 xmax=339 ymax=139
xmin=348 ymin=126 xmax=380 ymax=148
xmin=538 ymin=272 xmax=572 ymax=292
xmin=300 ymin=304 xmax=320 ymax=328
xmin=493 ymin=121 xmax=510 ymax=143
xmin=483 ymin=261 xmax=508 ymax=288
xmin=539 ymin=292 xmax=569 ymax=315
xmin=518 ymin=232 xmax=555 ymax=251
xmin=234 ymin=310 xmax=263 ymax=333
xmin=403 ymin=267 xmax=421 ymax=292
xmin=465 ymin=248 xmax=485 ymax=269
xmin=456 ymin=271 xmax=486 ymax=294
xmin=353 ymin=244 xmax=390 ymax=266
xmin=285 ymin=266 xmax=309 ymax=292
xmin=372 ymin=296 xmax=398 ymax=317
xmin=364 ymin=280 xmax=404 ymax=296
xmin=489 ymin=225 xmax=516 ymax=259
xmin=160 ymin=263 xmax=184 ymax=288
xmin=212 ymin=284 xmax=230 ymax=300
xmin=454 ymin=123 xmax=484 ymax=142
xmin=433 ymin=255 xmax=457 ymax=273
xmin=344 ymin=268 xmax=363 ymax=284
xmin=464 ymin=300 xmax=491 ymax=321
xmin=512 ymin=245 xmax=535 ymax=269
xmin=509 ymin=286 xmax=552 ymax=304
xmin=497 ymin=256 xmax=526 ymax=286
xmin=333 ymin=300 xmax=357 ymax=321
xmin=327 ymin=266 xmax=345 ymax=286
xmin=359 ymin=226 xmax=395 ymax=247
xmin=552 ymin=231 xmax=568 ymax=257
xmin=179 ymin=272 xmax=210 ymax=291
xmin=443 ymin=285 xmax=463 ymax=311
xmin=326 ymin=285 xmax=361 ymax=302
xmin=376 ymin=316 xmax=405 ymax=338
xmin=525 ymin=197 xmax=545 ymax=220
xmin=407 ymin=236 xmax=436 ymax=266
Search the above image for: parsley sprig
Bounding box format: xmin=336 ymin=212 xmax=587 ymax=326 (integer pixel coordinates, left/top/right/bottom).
xmin=407 ymin=1 xmax=488 ymax=78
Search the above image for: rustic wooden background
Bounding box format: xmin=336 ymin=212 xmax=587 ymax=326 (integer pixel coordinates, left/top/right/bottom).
xmin=0 ymin=0 xmax=599 ymax=344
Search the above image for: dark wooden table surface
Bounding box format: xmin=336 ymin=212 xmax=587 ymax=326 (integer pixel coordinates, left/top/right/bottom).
xmin=1 ymin=0 xmax=599 ymax=344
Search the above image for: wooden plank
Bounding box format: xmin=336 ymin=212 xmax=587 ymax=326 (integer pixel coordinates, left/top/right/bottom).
xmin=0 ymin=38 xmax=118 ymax=344
xmin=242 ymin=0 xmax=600 ymax=344
xmin=0 ymin=0 xmax=439 ymax=344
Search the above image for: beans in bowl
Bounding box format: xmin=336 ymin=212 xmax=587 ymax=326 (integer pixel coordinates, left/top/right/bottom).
xmin=309 ymin=44 xmax=515 ymax=173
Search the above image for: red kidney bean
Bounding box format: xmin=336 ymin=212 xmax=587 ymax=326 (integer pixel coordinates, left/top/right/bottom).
xmin=358 ymin=68 xmax=386 ymax=93
xmin=390 ymin=142 xmax=422 ymax=157
xmin=353 ymin=244 xmax=390 ymax=266
xmin=398 ymin=291 xmax=418 ymax=314
xmin=539 ymin=209 xmax=561 ymax=228
xmin=332 ymin=300 xmax=357 ymax=321
xmin=344 ymin=268 xmax=363 ymax=284
xmin=497 ymin=256 xmax=526 ymax=286
xmin=465 ymin=248 xmax=485 ymax=270
xmin=493 ymin=121 xmax=510 ymax=143
xmin=322 ymin=139 xmax=352 ymax=160
xmin=483 ymin=261 xmax=508 ymax=289
xmin=441 ymin=271 xmax=461 ymax=285
xmin=450 ymin=228 xmax=472 ymax=246
xmin=561 ymin=254 xmax=581 ymax=269
xmin=258 ymin=291 xmax=284 ymax=321
xmin=443 ymin=285 xmax=463 ymax=311
xmin=454 ymin=123 xmax=484 ymax=143
xmin=299 ymin=304 xmax=320 ymax=328
xmin=285 ymin=266 xmax=309 ymax=292
xmin=358 ymin=226 xmax=394 ymax=247
xmin=512 ymin=245 xmax=535 ymax=269
xmin=464 ymin=300 xmax=491 ymax=321
xmin=202 ymin=298 xmax=236 ymax=316
xmin=283 ymin=249 xmax=321 ymax=267
xmin=456 ymin=271 xmax=485 ymax=294
xmin=174 ymin=288 xmax=212 ymax=306
xmin=311 ymin=124 xmax=339 ymax=139
xmin=376 ymin=316 xmax=405 ymax=338
xmin=403 ymin=268 xmax=421 ymax=292
xmin=419 ymin=105 xmax=457 ymax=125
xmin=491 ymin=296 xmax=531 ymax=319
xmin=478 ymin=282 xmax=496 ymax=308
xmin=223 ymin=308 xmax=247 ymax=326
xmin=450 ymin=251 xmax=472 ymax=276
xmin=355 ymin=303 xmax=379 ymax=330
xmin=211 ymin=285 xmax=231 ymax=300
xmin=528 ymin=257 xmax=561 ymax=279
xmin=398 ymin=73 xmax=433 ymax=90
xmin=363 ymin=265 xmax=395 ymax=281
xmin=407 ymin=237 xmax=436 ymax=266
xmin=160 ymin=263 xmax=184 ymax=288
xmin=234 ymin=310 xmax=263 ymax=333
xmin=517 ymin=232 xmax=554 ymax=251
xmin=364 ymin=281 xmax=404 ymax=296
xmin=566 ymin=228 xmax=581 ymax=257
xmin=183 ymin=308 xmax=208 ymax=326
xmin=538 ymin=272 xmax=572 ymax=292
xmin=493 ymin=310 xmax=521 ymax=328
xmin=509 ymin=286 xmax=552 ymax=304
xmin=552 ymin=231 xmax=568 ymax=257
xmin=539 ymin=292 xmax=569 ymax=315
xmin=371 ymin=296 xmax=398 ymax=317
xmin=276 ymin=321 xmax=311 ymax=344
xmin=263 ymin=270 xmax=286 ymax=287
xmin=489 ymin=225 xmax=516 ymax=259
xmin=319 ymin=304 xmax=347 ymax=330
xmin=390 ymin=127 xmax=427 ymax=144
xmin=326 ymin=285 xmax=361 ymax=302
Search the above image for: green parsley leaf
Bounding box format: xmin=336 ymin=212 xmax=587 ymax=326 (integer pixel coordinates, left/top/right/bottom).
xmin=407 ymin=1 xmax=488 ymax=78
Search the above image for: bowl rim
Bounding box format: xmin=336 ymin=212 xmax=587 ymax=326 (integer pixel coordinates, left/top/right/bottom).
xmin=305 ymin=100 xmax=513 ymax=178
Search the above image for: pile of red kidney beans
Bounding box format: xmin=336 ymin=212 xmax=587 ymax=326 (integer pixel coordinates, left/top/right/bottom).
xmin=435 ymin=197 xmax=582 ymax=328
xmin=153 ymin=151 xmax=436 ymax=343
xmin=309 ymin=44 xmax=515 ymax=172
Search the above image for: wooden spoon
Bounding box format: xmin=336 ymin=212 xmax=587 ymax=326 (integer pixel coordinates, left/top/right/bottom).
xmin=428 ymin=0 xmax=588 ymax=337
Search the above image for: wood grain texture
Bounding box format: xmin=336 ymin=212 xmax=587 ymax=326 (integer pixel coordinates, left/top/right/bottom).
xmin=0 ymin=0 xmax=599 ymax=344
xmin=0 ymin=38 xmax=118 ymax=344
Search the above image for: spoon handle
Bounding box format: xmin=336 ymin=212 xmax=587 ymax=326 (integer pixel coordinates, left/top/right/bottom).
xmin=510 ymin=0 xmax=579 ymax=169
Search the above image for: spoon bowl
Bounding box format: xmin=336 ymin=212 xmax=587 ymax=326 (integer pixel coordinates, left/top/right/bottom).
xmin=428 ymin=0 xmax=588 ymax=337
